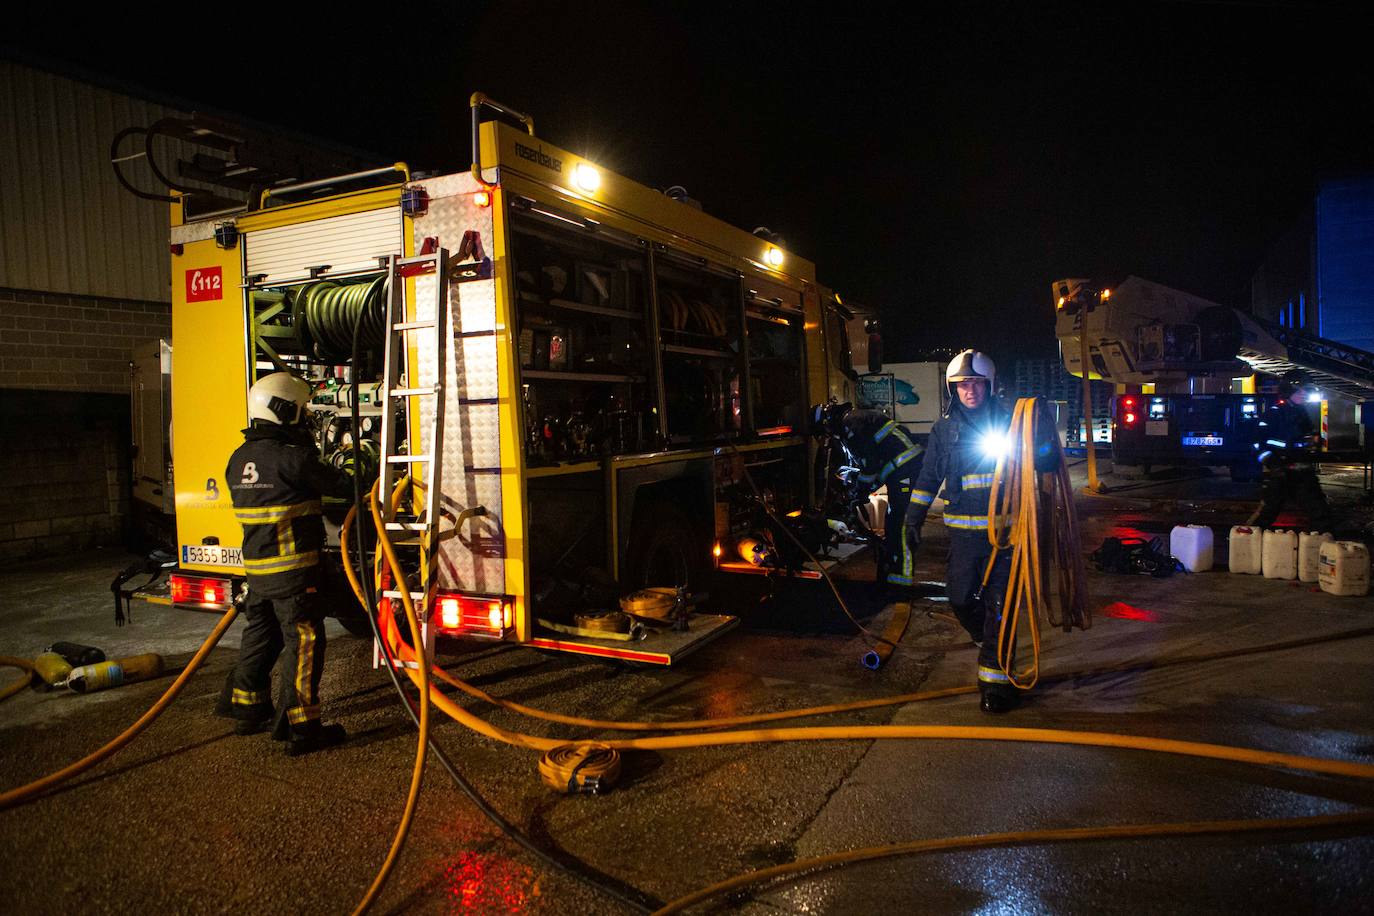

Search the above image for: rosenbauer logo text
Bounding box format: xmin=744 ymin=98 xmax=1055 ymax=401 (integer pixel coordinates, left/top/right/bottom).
xmin=185 ymin=267 xmax=223 ymax=302
xmin=515 ymin=142 xmax=562 ymax=173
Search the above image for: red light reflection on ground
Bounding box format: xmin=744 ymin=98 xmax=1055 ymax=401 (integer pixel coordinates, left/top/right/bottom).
xmin=443 ymin=850 xmax=537 ymax=913
xmin=1103 ymin=601 xmax=1161 ymax=622
xmin=1106 ymin=526 xmax=1154 ymax=542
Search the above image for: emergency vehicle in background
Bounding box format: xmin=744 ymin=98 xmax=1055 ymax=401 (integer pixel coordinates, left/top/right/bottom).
xmin=118 ymin=97 xmax=869 ymax=665
xmin=1054 ymin=276 xmax=1374 ymax=478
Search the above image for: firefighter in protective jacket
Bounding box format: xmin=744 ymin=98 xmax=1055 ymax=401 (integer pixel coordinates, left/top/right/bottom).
xmin=904 ymin=350 xmax=1054 ymax=713
xmin=220 ymin=372 xmax=353 ymax=755
xmin=812 ymin=402 xmax=925 ymax=586
xmin=1247 ymin=372 xmax=1335 ymax=532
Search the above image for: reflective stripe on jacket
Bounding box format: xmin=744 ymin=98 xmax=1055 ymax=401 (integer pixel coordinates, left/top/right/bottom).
xmin=906 ymin=402 xmax=1011 ymax=532
xmin=226 ymin=425 xmax=351 ymax=599
xmin=843 ymin=410 xmax=925 ymax=487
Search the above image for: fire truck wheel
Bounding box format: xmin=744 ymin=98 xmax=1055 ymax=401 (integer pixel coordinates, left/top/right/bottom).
xmin=335 ymin=613 xmax=375 ymax=639
xmin=625 ymin=503 xmax=707 ymax=593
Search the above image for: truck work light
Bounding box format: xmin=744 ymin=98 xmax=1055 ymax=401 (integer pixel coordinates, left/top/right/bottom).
xmin=572 ymin=163 xmax=600 ymax=193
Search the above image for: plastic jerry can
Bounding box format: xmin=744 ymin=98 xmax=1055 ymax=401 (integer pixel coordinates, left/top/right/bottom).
xmin=1227 ymin=526 xmax=1263 ymax=575
xmin=1261 ymin=529 xmax=1298 ymax=580
xmin=1318 ymin=541 xmax=1371 ymax=597
xmin=1298 ymin=531 xmax=1334 ymax=583
xmin=1169 ymin=525 xmax=1214 ymax=572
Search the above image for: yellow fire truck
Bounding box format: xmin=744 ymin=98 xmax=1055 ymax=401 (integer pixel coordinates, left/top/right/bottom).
xmin=126 ymin=97 xmax=865 ymax=664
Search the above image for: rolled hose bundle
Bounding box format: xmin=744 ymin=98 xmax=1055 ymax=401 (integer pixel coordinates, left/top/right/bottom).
xmin=984 ymin=397 xmax=1091 ymax=690
xmin=296 ymin=276 xmax=388 ymax=363
xmin=539 ymin=743 xmax=622 ymax=794
xmin=619 ymin=588 xmax=677 ymax=621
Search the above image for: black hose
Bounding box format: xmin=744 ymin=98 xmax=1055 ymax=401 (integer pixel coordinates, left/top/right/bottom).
xmin=347 ymin=280 xmax=658 ymax=914
xmin=307 ymin=276 xmax=388 ymax=363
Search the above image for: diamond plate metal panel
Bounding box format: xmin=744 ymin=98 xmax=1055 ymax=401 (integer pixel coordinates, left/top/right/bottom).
xmin=410 ymin=175 xmax=504 ymax=591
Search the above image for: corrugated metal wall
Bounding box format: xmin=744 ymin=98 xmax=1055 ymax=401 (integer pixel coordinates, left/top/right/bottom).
xmin=0 ymin=61 xmax=194 ymax=303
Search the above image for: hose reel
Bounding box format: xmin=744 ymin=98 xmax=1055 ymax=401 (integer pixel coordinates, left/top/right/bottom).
xmin=295 ymin=275 xmax=388 ymax=363
xmin=253 ymin=276 xmax=389 ymax=364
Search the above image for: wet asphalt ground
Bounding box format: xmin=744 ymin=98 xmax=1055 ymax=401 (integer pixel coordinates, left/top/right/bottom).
xmin=1 ymin=461 xmax=1372 ymax=914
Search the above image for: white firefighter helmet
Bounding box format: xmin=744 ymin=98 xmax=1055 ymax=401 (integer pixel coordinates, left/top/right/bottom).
xmin=945 ymin=349 xmax=996 ymax=398
xmin=247 ymin=372 xmax=312 ymax=425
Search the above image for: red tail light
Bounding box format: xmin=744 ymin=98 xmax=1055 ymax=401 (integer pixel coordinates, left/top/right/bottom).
xmin=435 ymin=592 xmax=512 ymax=634
xmin=170 ymin=574 xmax=232 ymax=607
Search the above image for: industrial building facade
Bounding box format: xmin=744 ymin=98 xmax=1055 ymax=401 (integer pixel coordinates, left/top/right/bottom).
xmin=0 ymin=59 xmax=185 ymax=561
xmin=1251 ymin=175 xmax=1374 ymax=354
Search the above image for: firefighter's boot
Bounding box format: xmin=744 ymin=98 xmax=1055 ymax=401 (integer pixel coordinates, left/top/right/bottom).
xmin=285 ymin=723 xmax=347 ymax=757
xmin=979 ymin=687 xmax=1021 ymax=714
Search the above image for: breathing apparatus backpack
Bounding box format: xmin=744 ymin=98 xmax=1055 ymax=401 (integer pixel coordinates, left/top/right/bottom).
xmin=1090 ymin=536 xmax=1183 ymax=578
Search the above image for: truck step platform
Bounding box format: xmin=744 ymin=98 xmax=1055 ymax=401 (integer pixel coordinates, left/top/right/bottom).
xmin=527 ymin=614 xmax=738 ymax=666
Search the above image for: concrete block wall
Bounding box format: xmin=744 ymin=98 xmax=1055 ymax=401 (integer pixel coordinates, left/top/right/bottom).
xmin=0 ymin=287 xmax=166 ymax=562
xmin=0 ymin=390 xmax=133 ymax=563
xmin=0 ymin=287 xmax=170 ymax=393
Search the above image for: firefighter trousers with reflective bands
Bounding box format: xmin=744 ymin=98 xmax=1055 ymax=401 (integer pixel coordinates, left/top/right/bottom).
xmin=227 ymin=590 xmax=328 ymax=738
xmin=883 ymin=479 xmax=916 ymax=586
xmin=945 ymin=530 xmax=1017 ymax=697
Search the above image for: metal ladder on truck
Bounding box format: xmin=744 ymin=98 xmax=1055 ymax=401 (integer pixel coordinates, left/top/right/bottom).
xmin=372 ymin=241 xmax=494 ymax=669
xmin=372 ymin=249 xmax=449 ymax=668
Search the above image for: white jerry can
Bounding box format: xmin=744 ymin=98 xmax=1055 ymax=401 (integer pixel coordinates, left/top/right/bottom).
xmin=1318 ymin=541 xmax=1371 ymax=597
xmin=1170 ymin=525 xmax=1214 ymax=572
xmin=1261 ymin=529 xmax=1298 ymax=580
xmin=1228 ymin=526 xmax=1263 ymax=575
xmin=1298 ymin=531 xmax=1334 ymax=583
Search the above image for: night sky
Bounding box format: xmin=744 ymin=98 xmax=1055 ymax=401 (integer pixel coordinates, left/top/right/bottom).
xmin=8 ymin=1 xmax=1373 ymax=362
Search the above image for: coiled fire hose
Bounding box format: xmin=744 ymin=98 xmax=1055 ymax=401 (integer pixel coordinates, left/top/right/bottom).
xmin=296 ymin=276 xmax=388 ymax=362
xmin=538 ymin=743 xmax=622 ymax=794
xmin=984 ymin=397 xmax=1091 ymax=689
xmin=0 ymin=656 xmax=36 ymax=702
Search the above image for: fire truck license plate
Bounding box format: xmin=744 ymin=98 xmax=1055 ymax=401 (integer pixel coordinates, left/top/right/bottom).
xmin=1182 ymin=435 xmax=1223 ymax=447
xmin=182 ymin=545 xmax=242 ymax=567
